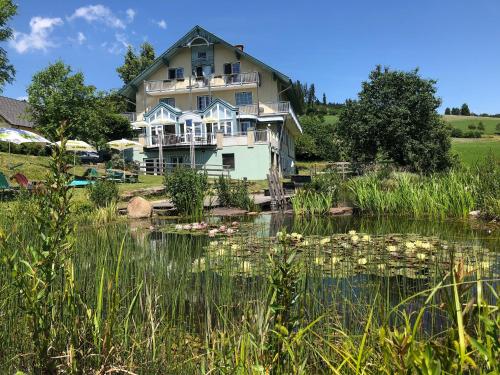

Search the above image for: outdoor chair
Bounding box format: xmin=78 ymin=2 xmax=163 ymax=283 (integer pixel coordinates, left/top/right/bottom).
xmin=83 ymin=167 xmax=100 ymax=180
xmin=10 ymin=173 xmax=33 ymax=190
xmin=0 ymin=171 xmax=17 ymax=198
xmin=106 ymin=169 xmax=124 ymax=182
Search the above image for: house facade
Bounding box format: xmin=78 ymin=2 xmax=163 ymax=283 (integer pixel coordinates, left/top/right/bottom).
xmin=119 ymin=26 xmax=302 ymax=180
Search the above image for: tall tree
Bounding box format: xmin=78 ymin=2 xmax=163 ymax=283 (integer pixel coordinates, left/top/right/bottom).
xmin=116 ymin=42 xmax=156 ymax=85
xmin=460 ymin=103 xmax=471 ymax=116
xmin=27 ymin=61 xmax=131 ymax=147
xmin=307 ymin=83 xmax=316 ymax=107
xmin=286 ymin=80 xmax=307 ymax=115
xmin=444 ymin=107 xmax=451 ymax=115
xmin=337 ymin=66 xmax=452 ymax=172
xmin=451 ymin=107 xmax=460 ymax=115
xmin=322 ymin=93 xmax=327 ymax=106
xmin=0 ymin=0 xmax=17 ymax=92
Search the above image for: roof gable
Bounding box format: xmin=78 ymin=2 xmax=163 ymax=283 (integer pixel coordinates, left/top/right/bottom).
xmin=119 ymin=25 xmax=291 ymax=100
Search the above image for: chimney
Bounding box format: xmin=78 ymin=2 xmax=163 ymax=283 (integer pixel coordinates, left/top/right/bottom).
xmin=234 ymin=44 xmax=244 ymax=52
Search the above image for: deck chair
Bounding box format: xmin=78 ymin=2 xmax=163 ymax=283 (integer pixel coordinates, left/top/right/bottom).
xmin=0 ymin=171 xmax=17 ymax=197
xmin=10 ymin=173 xmax=32 ymax=189
xmin=106 ymin=169 xmax=124 ymax=182
xmin=83 ymin=167 xmax=100 ymax=180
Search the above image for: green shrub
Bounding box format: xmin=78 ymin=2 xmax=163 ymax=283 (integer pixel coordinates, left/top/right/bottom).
xmin=468 ymin=124 xmax=477 ymax=130
xmin=88 ymin=180 xmax=119 ymax=208
xmin=215 ymin=175 xmax=255 ymax=211
xmin=477 ymin=121 xmax=485 ymax=131
xmin=306 ymin=171 xmax=340 ymax=200
xmin=450 ymin=128 xmax=463 ymax=137
xmin=164 ymin=166 xmax=207 ymax=217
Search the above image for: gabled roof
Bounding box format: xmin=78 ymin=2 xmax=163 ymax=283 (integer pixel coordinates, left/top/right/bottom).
xmin=144 ymin=101 xmax=182 ymax=118
xmin=202 ymin=97 xmax=237 ymax=113
xmin=0 ymin=96 xmax=34 ymax=128
xmin=118 ymin=25 xmax=291 ymax=100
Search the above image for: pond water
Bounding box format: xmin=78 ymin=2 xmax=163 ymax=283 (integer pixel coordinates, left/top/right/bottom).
xmin=73 ymin=214 xmax=499 ymax=336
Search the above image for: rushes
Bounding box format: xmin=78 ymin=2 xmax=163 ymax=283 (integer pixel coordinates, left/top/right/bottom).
xmin=291 ymin=190 xmax=333 ymax=215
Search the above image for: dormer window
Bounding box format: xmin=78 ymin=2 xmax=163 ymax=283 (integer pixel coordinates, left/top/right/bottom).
xmin=197 ymin=51 xmax=207 ymax=59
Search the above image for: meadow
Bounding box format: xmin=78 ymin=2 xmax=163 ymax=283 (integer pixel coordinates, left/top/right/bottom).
xmin=444 ymin=115 xmax=500 ymax=135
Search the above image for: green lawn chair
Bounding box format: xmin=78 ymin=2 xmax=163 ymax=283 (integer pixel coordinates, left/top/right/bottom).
xmin=0 ymin=171 xmax=17 ymax=198
xmin=83 ymin=167 xmax=100 ymax=180
xmin=106 ymin=169 xmax=124 ymax=182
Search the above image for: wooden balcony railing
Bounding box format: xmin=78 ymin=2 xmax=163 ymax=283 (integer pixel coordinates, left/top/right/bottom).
xmin=238 ymin=101 xmax=290 ymax=116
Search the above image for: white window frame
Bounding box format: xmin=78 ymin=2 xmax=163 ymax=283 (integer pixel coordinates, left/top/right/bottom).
xmin=197 ymin=95 xmax=211 ymax=111
xmin=235 ymin=92 xmax=253 ymax=106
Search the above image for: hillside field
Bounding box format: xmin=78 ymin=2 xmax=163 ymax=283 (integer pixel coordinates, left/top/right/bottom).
xmin=444 ymin=115 xmax=500 ymax=135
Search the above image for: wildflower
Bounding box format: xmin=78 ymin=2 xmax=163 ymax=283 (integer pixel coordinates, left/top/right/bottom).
xmin=386 ymin=245 xmax=397 ymax=252
xmin=226 ymin=228 xmax=235 ymax=235
xmin=219 ymin=225 xmax=227 ymax=232
xmin=348 ymin=230 xmax=356 ymax=235
xmin=405 ymin=242 xmax=415 ymax=249
xmin=182 ymin=224 xmax=192 ymax=230
xmin=320 ymin=237 xmax=330 ymax=245
xmin=231 ymin=244 xmax=240 ymax=250
xmin=420 ymin=242 xmax=432 ymax=250
xmin=351 ymin=235 xmax=359 ymax=243
xmin=175 ymin=224 xmax=183 ymax=230
xmin=415 ymin=240 xmax=423 ymax=248
xmin=357 ymin=257 xmax=367 ymax=265
xmin=361 ymin=235 xmax=371 ymax=242
xmin=331 ymin=256 xmax=340 ymax=265
xmin=208 ymin=229 xmax=218 ymax=237
xmin=291 ymin=232 xmax=303 ymax=241
xmin=416 ymin=253 xmax=426 ymax=261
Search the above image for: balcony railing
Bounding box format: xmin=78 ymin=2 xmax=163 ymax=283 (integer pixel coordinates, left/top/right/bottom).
xmin=145 ymin=72 xmax=259 ymax=94
xmin=147 ymin=130 xmax=270 ymax=148
xmin=238 ymin=101 xmax=290 ymax=116
xmin=121 ymin=112 xmax=137 ymax=122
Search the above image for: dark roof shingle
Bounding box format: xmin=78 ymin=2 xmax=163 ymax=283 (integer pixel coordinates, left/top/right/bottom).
xmin=0 ymin=96 xmax=34 ymax=128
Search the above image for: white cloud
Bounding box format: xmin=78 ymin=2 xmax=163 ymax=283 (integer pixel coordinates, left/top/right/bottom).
xmin=126 ymin=9 xmax=136 ymax=22
xmin=10 ymin=16 xmax=64 ymax=53
xmin=156 ymin=19 xmax=167 ymax=29
xmin=68 ymin=4 xmax=125 ymax=29
xmin=104 ymin=33 xmax=129 ymax=54
xmin=77 ymin=32 xmax=86 ymax=44
xmin=17 ymin=96 xmax=28 ymax=101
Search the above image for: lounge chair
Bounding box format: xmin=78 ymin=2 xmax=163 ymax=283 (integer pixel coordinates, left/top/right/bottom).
xmin=83 ymin=167 xmax=100 ymax=180
xmin=10 ymin=172 xmax=32 ymax=189
xmin=0 ymin=171 xmax=17 ymax=197
xmin=68 ymin=177 xmax=95 ymax=188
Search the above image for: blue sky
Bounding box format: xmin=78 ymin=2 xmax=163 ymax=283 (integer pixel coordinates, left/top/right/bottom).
xmin=2 ymin=0 xmax=500 ymax=113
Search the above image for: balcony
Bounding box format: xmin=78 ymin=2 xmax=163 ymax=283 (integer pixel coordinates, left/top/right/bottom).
xmin=147 ymin=130 xmax=270 ymax=148
xmin=145 ymin=72 xmax=259 ymax=95
xmin=238 ymin=101 xmax=290 ymax=116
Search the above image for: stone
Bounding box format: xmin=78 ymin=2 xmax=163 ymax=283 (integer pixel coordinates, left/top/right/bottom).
xmin=330 ymin=207 xmax=354 ymax=216
xmin=127 ymin=196 xmax=153 ymax=219
xmin=469 ymin=210 xmax=481 ymax=218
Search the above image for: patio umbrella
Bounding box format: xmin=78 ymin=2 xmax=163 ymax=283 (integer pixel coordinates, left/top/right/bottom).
xmin=131 ymin=120 xmax=148 ymax=129
xmin=55 ymin=140 xmax=96 ymax=173
xmin=150 ymin=117 xmax=176 ymax=126
xmin=107 ymin=139 xmax=143 ymax=181
xmin=0 ymin=128 xmax=52 ymax=154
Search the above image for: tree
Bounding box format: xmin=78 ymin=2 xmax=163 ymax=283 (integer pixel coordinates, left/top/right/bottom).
xmin=496 ymin=123 xmax=500 ymax=135
xmin=116 ymin=42 xmax=156 ymax=84
xmin=460 ymin=103 xmax=471 ymax=116
xmin=444 ymin=107 xmax=451 ymax=115
xmin=336 ymin=66 xmax=452 ymax=172
xmin=286 ymin=80 xmax=307 ymax=115
xmin=0 ymin=0 xmax=17 ymax=92
xmin=295 ymin=115 xmax=341 ymax=161
xmin=477 ymin=121 xmax=485 ymax=131
xmin=27 ymin=61 xmax=131 ymax=147
xmin=307 ymin=83 xmax=316 ymax=107
xmin=322 ymin=93 xmax=327 ymax=106
xmin=451 ymin=107 xmax=460 ymax=115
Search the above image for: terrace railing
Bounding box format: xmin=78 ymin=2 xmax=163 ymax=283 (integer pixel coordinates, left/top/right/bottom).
xmin=238 ymin=101 xmax=291 ymax=116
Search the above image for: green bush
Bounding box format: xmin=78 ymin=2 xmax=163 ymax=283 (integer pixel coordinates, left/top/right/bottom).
xmin=215 ymin=175 xmax=255 ymax=211
xmin=164 ymin=166 xmax=207 ymax=217
xmin=306 ymin=171 xmax=340 ymax=200
xmin=88 ymin=180 xmax=119 ymax=208
xmin=450 ymin=128 xmax=463 ymax=137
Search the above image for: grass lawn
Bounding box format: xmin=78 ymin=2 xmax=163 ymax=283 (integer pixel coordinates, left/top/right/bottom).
xmin=444 ymin=115 xmax=500 ymax=135
xmin=451 ymin=137 xmax=500 ymax=166
xmin=323 ymin=115 xmax=339 ymax=124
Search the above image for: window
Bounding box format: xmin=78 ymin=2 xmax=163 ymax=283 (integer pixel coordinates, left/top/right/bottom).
xmin=168 ymin=67 xmax=184 ymax=79
xmin=223 ymin=62 xmax=240 ymax=75
xmin=171 ymin=156 xmax=183 ymax=165
xmin=235 ymin=92 xmax=253 ymax=106
xmin=240 ymin=120 xmax=252 ymax=134
xmin=197 ymin=51 xmax=207 ymax=59
xmin=160 ymin=97 xmax=175 ymax=107
xmin=222 ymin=153 xmax=235 ymax=170
xmin=197 ymin=95 xmax=211 ymax=110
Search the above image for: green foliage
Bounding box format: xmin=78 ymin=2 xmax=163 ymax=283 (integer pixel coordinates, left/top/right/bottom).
xmin=164 ymin=166 xmax=207 ymax=217
xmin=444 ymin=107 xmax=451 ymax=115
xmin=291 ymin=190 xmax=333 ymax=215
xmin=460 ymin=103 xmax=471 ymax=116
xmin=496 ymin=123 xmax=500 ymax=134
xmin=0 ymin=0 xmax=16 ymax=91
xmin=27 ymin=61 xmax=131 ymax=147
xmin=116 ymin=42 xmax=156 ymax=84
xmin=88 ymin=180 xmax=119 ymax=208
xmin=468 ymin=123 xmax=477 ymax=130
xmin=477 ymin=121 xmax=485 ymax=131
xmin=337 ymin=66 xmax=453 ymax=173
xmin=295 ymin=115 xmax=342 ymax=161
xmin=215 ymin=175 xmax=255 ymax=211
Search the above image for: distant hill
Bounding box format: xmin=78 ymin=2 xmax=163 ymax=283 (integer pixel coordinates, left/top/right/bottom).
xmin=444 ymin=115 xmax=500 ymax=135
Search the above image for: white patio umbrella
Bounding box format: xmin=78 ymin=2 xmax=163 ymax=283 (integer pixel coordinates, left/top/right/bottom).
xmin=150 ymin=117 xmax=176 ymax=126
xmin=131 ymin=120 xmax=148 ymax=129
xmin=107 ymin=139 xmax=143 ymax=181
xmin=55 ymin=140 xmax=96 ymax=173
xmin=0 ymin=128 xmax=52 ymax=154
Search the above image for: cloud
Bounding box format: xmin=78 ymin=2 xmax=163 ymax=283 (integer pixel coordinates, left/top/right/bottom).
xmin=156 ymin=19 xmax=167 ymax=29
xmin=77 ymin=32 xmax=86 ymax=44
xmin=126 ymin=9 xmax=136 ymax=22
xmin=17 ymin=96 xmax=28 ymax=101
xmin=10 ymin=16 xmax=64 ymax=53
xmin=104 ymin=33 xmax=129 ymax=54
xmin=68 ymin=4 xmax=125 ymax=29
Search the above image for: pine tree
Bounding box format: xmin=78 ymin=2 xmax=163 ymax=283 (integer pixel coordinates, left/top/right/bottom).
xmin=444 ymin=107 xmax=451 ymax=115
xmin=116 ymin=43 xmax=156 ymax=85
xmin=322 ymin=93 xmax=327 ymax=105
xmin=460 ymin=103 xmax=471 ymax=116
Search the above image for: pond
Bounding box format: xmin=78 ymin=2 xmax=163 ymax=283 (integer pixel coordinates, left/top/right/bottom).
xmin=72 ymin=213 xmax=499 ymax=337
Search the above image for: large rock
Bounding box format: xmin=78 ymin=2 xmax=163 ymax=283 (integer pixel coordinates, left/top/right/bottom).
xmin=127 ymin=197 xmax=153 ymax=219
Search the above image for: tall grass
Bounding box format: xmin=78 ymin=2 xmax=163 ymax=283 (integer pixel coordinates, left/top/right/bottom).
xmin=291 ymin=190 xmax=333 ymax=215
